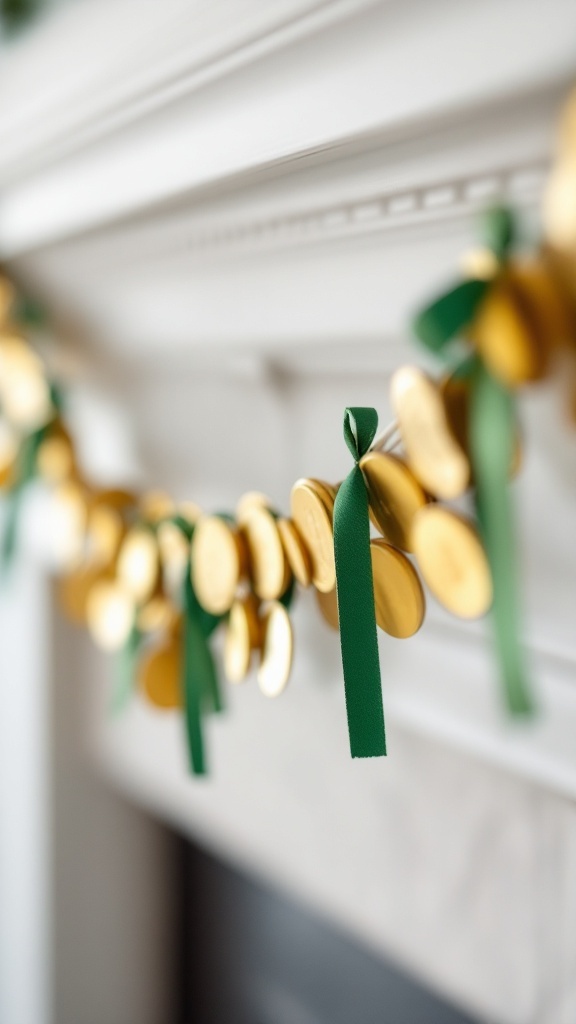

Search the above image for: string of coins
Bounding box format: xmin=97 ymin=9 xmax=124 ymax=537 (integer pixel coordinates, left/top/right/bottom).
xmin=0 ymin=85 xmax=576 ymax=772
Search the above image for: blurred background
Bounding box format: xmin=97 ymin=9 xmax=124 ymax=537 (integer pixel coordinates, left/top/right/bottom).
xmin=2 ymin=1 xmax=576 ymax=1022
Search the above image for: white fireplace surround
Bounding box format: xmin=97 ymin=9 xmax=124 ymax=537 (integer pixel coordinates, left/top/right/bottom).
xmin=2 ymin=2 xmax=576 ymax=1023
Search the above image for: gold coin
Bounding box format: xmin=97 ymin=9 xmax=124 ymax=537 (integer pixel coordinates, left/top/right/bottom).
xmin=391 ymin=366 xmax=470 ymax=500
xmin=277 ymin=517 xmax=313 ymax=587
xmin=157 ymin=519 xmax=190 ymax=585
xmin=191 ymin=515 xmax=244 ymax=615
xmin=177 ymin=500 xmax=202 ymax=525
xmin=236 ymin=491 xmax=271 ymax=519
xmin=137 ymin=594 xmax=176 ymax=634
xmin=241 ymin=505 xmax=289 ymax=601
xmin=224 ymin=595 xmax=261 ymax=684
xmin=370 ymin=539 xmax=425 ymax=638
xmin=360 ymin=451 xmax=427 ymax=552
xmin=543 ymin=154 xmax=576 ymax=253
xmin=0 ymin=336 xmax=52 ymax=430
xmin=412 ymin=506 xmax=492 ymax=619
xmin=441 ymin=371 xmax=522 ymax=479
xmin=87 ymin=504 xmax=124 ymax=567
xmin=0 ymin=420 xmax=17 ymax=487
xmin=58 ymin=564 xmax=109 ymax=625
xmin=51 ymin=481 xmax=90 ymax=567
xmin=290 ymin=479 xmax=335 ymax=593
xmin=315 ymin=587 xmax=339 ymax=631
xmin=36 ymin=427 xmax=75 ymax=484
xmin=117 ymin=527 xmax=160 ymax=604
xmin=96 ymin=488 xmax=136 ymax=512
xmin=140 ymin=490 xmax=174 ymax=523
xmin=0 ymin=277 xmax=15 ymax=325
xmin=87 ymin=579 xmax=135 ymax=651
xmin=257 ymin=601 xmax=294 ymax=698
xmin=469 ymin=274 xmax=547 ymax=386
xmin=139 ymin=638 xmax=181 ymax=709
xmin=461 ymin=247 xmax=500 ymax=281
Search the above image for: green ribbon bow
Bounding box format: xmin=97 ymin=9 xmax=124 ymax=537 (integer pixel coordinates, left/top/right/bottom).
xmin=470 ymin=361 xmax=534 ymax=715
xmin=333 ymin=408 xmax=386 ymax=758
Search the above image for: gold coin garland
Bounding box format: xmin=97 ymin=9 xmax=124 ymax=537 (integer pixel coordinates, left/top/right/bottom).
xmin=2 ymin=86 xmax=576 ymax=771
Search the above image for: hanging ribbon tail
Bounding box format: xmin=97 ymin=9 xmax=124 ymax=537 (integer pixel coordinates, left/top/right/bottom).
xmin=470 ymin=362 xmax=534 ymax=716
xmin=181 ymin=571 xmax=223 ymax=776
xmin=333 ymin=407 xmax=386 ymax=758
xmin=112 ymin=622 xmax=141 ymax=716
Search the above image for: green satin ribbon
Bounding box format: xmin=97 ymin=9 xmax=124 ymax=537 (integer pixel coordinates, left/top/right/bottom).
xmin=413 ymin=278 xmax=489 ymax=355
xmin=470 ymin=361 xmax=534 ymax=715
xmin=1 ymin=425 xmax=47 ymax=575
xmin=180 ymin=540 xmax=224 ymax=777
xmin=333 ymin=408 xmax=386 ymax=758
xmin=113 ymin=622 xmax=142 ymax=715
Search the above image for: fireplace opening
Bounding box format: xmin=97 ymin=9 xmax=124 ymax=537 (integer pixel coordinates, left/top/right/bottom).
xmin=179 ymin=840 xmax=479 ymax=1024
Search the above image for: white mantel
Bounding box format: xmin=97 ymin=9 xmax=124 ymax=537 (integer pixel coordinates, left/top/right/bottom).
xmin=2 ymin=3 xmax=576 ymax=1023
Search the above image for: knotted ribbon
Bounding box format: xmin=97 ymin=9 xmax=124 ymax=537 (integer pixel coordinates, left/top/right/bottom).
xmin=333 ymin=407 xmax=386 ymax=758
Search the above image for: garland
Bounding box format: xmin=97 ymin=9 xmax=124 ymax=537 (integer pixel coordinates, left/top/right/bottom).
xmin=1 ymin=88 xmax=575 ymax=775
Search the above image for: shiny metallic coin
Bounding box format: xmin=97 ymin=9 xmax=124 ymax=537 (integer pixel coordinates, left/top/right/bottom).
xmin=236 ymin=491 xmax=271 ymax=520
xmin=0 ymin=420 xmax=18 ymax=487
xmin=58 ymin=564 xmax=109 ymax=626
xmin=290 ymin=479 xmax=336 ymax=594
xmin=469 ymin=274 xmax=547 ymax=386
xmin=315 ymin=586 xmax=339 ymax=631
xmin=257 ymin=601 xmax=294 ymax=698
xmin=139 ymin=638 xmax=182 ymax=709
xmin=543 ymin=155 xmax=576 ymax=254
xmin=137 ymin=594 xmax=176 ymax=634
xmin=0 ymin=335 xmax=52 ymax=430
xmin=191 ymin=515 xmax=244 ymax=615
xmin=50 ymin=481 xmax=90 ymax=567
xmin=460 ymin=247 xmax=500 ymax=281
xmin=117 ymin=526 xmax=160 ymax=604
xmin=277 ymin=517 xmax=313 ymax=588
xmin=177 ymin=500 xmax=202 ymax=525
xmin=412 ymin=505 xmax=492 ymax=619
xmin=241 ymin=505 xmax=289 ymax=601
xmin=87 ymin=579 xmax=135 ymax=651
xmin=36 ymin=430 xmax=75 ymax=484
xmin=87 ymin=504 xmax=124 ymax=567
xmin=391 ymin=366 xmax=470 ymax=500
xmin=224 ymin=595 xmax=261 ymax=684
xmin=157 ymin=519 xmax=190 ymax=588
xmin=360 ymin=451 xmax=427 ymax=552
xmin=0 ymin=278 xmax=15 ymax=325
xmin=140 ymin=490 xmax=174 ymax=523
xmin=370 ymin=539 xmax=425 ymax=638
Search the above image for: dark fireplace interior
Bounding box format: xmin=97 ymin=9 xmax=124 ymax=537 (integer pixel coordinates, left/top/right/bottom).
xmin=179 ymin=839 xmax=479 ymax=1024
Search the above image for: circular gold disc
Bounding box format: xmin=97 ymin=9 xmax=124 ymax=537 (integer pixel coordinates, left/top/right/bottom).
xmin=58 ymin=565 xmax=109 ymax=625
xmin=191 ymin=515 xmax=243 ymax=615
xmin=36 ymin=427 xmax=75 ymax=484
xmin=370 ymin=539 xmax=425 ymax=638
xmin=139 ymin=640 xmax=181 ymax=709
xmin=315 ymin=587 xmax=339 ymax=631
xmin=157 ymin=520 xmax=190 ymax=586
xmin=412 ymin=506 xmax=492 ymax=619
xmin=88 ymin=504 xmax=124 ymax=567
xmin=391 ymin=366 xmax=470 ymax=500
xmin=117 ymin=527 xmax=160 ymax=604
xmin=257 ymin=601 xmax=294 ymax=698
xmin=236 ymin=491 xmax=271 ymax=519
xmin=470 ymin=275 xmax=546 ymax=386
xmin=290 ymin=479 xmax=335 ymax=593
xmin=137 ymin=595 xmax=176 ymax=634
xmin=140 ymin=490 xmax=174 ymax=523
xmin=360 ymin=451 xmax=427 ymax=552
xmin=87 ymin=579 xmax=135 ymax=651
xmin=51 ymin=481 xmax=90 ymax=567
xmin=277 ymin=517 xmax=313 ymax=587
xmin=241 ymin=506 xmax=289 ymax=601
xmin=224 ymin=595 xmax=261 ymax=684
xmin=0 ymin=338 xmax=52 ymax=430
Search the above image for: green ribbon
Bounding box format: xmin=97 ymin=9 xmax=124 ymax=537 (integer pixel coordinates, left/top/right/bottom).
xmin=112 ymin=622 xmax=142 ymax=716
xmin=470 ymin=361 xmax=534 ymax=715
xmin=333 ymin=408 xmax=386 ymax=758
xmin=1 ymin=425 xmax=47 ymax=576
xmin=180 ymin=538 xmax=224 ymax=776
xmin=413 ymin=278 xmax=489 ymax=355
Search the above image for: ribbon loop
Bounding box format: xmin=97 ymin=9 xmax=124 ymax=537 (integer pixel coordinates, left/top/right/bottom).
xmin=334 ymin=407 xmax=386 ymax=759
xmin=342 ymin=407 xmax=378 ymax=463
